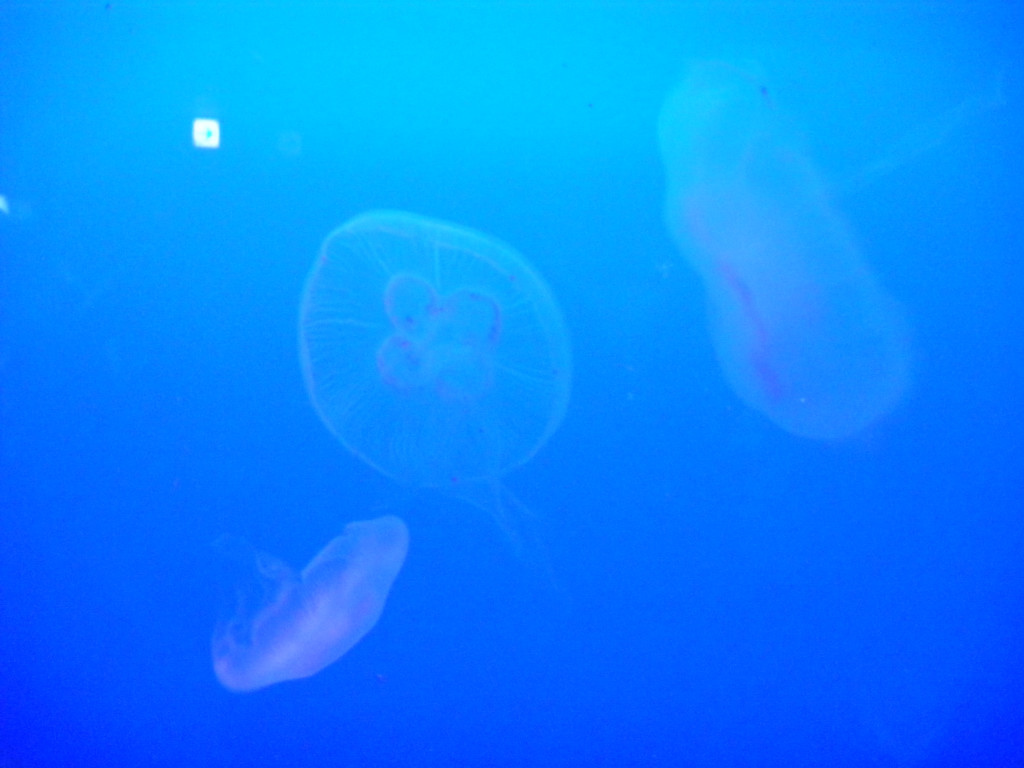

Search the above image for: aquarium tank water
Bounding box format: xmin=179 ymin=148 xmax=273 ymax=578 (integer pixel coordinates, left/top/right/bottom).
xmin=0 ymin=2 xmax=1021 ymax=766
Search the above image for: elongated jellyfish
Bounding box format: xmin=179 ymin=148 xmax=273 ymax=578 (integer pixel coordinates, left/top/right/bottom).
xmin=212 ymin=515 xmax=409 ymax=693
xmin=658 ymin=62 xmax=911 ymax=440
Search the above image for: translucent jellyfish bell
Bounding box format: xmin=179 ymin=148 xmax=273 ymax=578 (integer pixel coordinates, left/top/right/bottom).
xmin=212 ymin=515 xmax=409 ymax=693
xmin=657 ymin=61 xmax=911 ymax=440
xmin=298 ymin=211 xmax=571 ymax=548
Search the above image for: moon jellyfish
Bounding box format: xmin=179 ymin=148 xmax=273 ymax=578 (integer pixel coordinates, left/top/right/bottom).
xmin=212 ymin=515 xmax=409 ymax=693
xmin=658 ymin=61 xmax=911 ymax=440
xmin=298 ymin=210 xmax=571 ymax=550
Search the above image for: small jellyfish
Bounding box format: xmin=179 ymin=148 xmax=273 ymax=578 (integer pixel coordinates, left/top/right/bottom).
xmin=212 ymin=515 xmax=409 ymax=693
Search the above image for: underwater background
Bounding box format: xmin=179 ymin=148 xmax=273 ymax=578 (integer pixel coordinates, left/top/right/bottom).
xmin=1 ymin=2 xmax=1022 ymax=766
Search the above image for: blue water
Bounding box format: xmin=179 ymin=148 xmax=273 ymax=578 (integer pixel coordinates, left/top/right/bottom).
xmin=1 ymin=3 xmax=1022 ymax=766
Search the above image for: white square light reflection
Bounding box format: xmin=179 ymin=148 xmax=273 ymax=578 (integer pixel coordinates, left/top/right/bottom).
xmin=193 ymin=118 xmax=220 ymax=149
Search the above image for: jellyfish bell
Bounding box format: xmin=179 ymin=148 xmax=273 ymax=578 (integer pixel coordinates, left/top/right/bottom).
xmin=298 ymin=211 xmax=571 ymax=556
xmin=657 ymin=61 xmax=911 ymax=440
xmin=212 ymin=515 xmax=409 ymax=693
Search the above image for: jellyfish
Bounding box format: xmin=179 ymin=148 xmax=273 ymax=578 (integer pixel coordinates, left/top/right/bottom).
xmin=298 ymin=210 xmax=571 ymax=551
xmin=212 ymin=515 xmax=409 ymax=693
xmin=657 ymin=61 xmax=911 ymax=440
